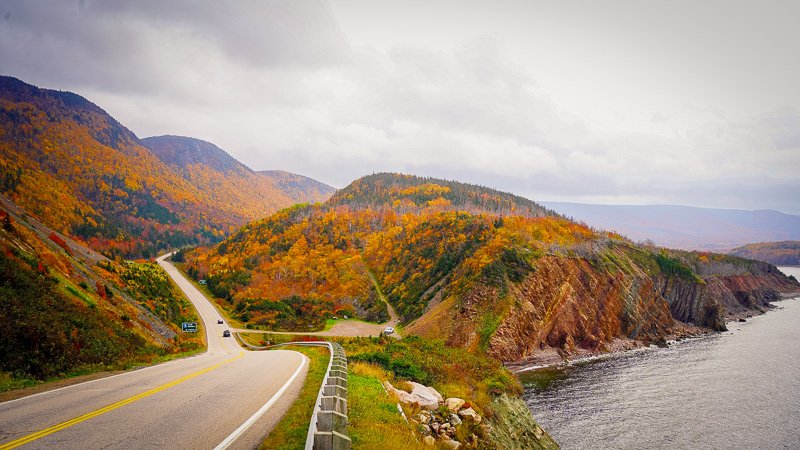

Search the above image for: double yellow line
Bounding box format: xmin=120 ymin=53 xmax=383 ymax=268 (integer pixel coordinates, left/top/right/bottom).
xmin=0 ymin=352 xmax=244 ymax=449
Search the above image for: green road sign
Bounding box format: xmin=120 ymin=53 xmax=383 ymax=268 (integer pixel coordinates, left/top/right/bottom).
xmin=181 ymin=322 xmax=197 ymax=332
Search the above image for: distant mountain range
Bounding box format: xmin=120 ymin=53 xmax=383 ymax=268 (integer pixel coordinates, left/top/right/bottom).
xmin=541 ymin=202 xmax=800 ymax=252
xmin=0 ymin=76 xmax=333 ymax=257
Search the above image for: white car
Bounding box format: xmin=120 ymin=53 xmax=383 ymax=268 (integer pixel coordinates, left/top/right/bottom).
xmin=383 ymin=326 xmax=395 ymax=335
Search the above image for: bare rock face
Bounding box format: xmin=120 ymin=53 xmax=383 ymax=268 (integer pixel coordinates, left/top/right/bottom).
xmin=658 ymin=268 xmax=800 ymax=330
xmin=488 ymin=256 xmax=673 ymax=363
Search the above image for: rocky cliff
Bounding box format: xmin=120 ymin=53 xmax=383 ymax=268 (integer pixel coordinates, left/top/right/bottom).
xmin=659 ymin=254 xmax=800 ymax=331
xmin=407 ymin=243 xmax=800 ymax=365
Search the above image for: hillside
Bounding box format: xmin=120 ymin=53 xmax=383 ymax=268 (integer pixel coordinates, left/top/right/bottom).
xmin=141 ymin=136 xmax=334 ymax=224
xmin=729 ymin=241 xmax=800 ymax=265
xmin=542 ymin=202 xmax=800 ymax=252
xmin=259 ymin=170 xmax=336 ymax=205
xmin=0 ymin=76 xmax=331 ymax=258
xmin=0 ymin=197 xmax=201 ymax=389
xmin=185 ymin=173 xmax=800 ymax=364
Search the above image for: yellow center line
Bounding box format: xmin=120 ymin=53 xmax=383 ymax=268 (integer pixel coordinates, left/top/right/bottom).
xmin=0 ymin=352 xmax=245 ymax=450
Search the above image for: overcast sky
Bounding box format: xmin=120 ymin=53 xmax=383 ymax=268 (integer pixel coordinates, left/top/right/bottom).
xmin=1 ymin=0 xmax=798 ymax=213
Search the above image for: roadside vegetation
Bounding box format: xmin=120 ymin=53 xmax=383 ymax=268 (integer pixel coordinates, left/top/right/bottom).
xmin=239 ymin=332 xmax=521 ymax=448
xmin=347 ymin=361 xmax=420 ymax=449
xmin=259 ymin=346 xmax=328 ymax=450
xmin=0 ymin=210 xmax=204 ymax=393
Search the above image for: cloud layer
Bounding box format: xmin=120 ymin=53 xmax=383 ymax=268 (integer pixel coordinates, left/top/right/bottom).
xmin=1 ymin=0 xmax=798 ymax=213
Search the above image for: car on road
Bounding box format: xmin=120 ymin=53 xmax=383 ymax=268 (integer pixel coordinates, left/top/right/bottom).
xmin=222 ymin=330 xmax=231 ymax=337
xmin=383 ymin=326 xmax=395 ymax=335
xmin=217 ymin=319 xmax=224 ymax=324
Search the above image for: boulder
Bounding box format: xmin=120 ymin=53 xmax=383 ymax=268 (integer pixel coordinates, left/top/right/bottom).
xmin=418 ymin=424 xmax=431 ymax=436
xmin=450 ymin=413 xmax=463 ymax=426
xmin=441 ymin=440 xmax=462 ymax=449
xmin=423 ymin=436 xmax=436 ymax=447
xmin=458 ymin=407 xmax=482 ymax=423
xmin=445 ymin=397 xmax=465 ymax=412
xmin=409 ymin=382 xmax=443 ymax=409
xmin=383 ymin=381 xmax=443 ymax=410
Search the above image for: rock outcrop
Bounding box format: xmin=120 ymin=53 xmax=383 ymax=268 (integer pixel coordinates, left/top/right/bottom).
xmin=447 ymin=255 xmax=674 ymax=363
xmin=658 ymin=262 xmax=800 ymax=331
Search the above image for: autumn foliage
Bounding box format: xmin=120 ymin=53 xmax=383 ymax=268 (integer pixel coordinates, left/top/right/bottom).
xmin=0 ymin=76 xmax=327 ymax=259
xmin=185 ymin=174 xmax=598 ymax=328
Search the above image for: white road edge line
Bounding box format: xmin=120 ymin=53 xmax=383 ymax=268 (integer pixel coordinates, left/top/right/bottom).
xmin=214 ymin=352 xmax=309 ymax=450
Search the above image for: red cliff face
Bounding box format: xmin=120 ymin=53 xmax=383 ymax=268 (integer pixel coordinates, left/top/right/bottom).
xmin=659 ymin=258 xmax=800 ymax=331
xmin=486 ymin=256 xmax=673 ymax=363
xmin=410 ymin=251 xmax=800 ymax=365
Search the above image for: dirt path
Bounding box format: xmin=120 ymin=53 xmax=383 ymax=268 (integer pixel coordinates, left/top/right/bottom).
xmin=366 ymin=269 xmax=399 ymax=326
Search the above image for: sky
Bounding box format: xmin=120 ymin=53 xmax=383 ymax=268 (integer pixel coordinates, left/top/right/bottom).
xmin=1 ymin=0 xmax=799 ymax=214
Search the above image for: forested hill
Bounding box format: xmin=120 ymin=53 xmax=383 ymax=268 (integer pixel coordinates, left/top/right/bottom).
xmin=0 ymin=76 xmax=330 ymax=257
xmin=142 ymin=136 xmax=334 ymax=221
xmin=328 ymin=173 xmax=555 ymax=217
xmin=729 ymin=241 xmax=800 ymax=265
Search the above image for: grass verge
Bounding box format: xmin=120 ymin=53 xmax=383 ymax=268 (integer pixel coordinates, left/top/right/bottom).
xmin=348 ymin=362 xmax=421 ymax=449
xmin=260 ymin=346 xmax=328 ymax=450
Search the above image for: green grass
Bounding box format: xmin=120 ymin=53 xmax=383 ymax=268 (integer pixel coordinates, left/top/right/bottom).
xmin=478 ymin=311 xmax=502 ymax=351
xmin=0 ymin=372 xmax=38 ymax=392
xmin=260 ymin=346 xmax=328 ymax=450
xmin=347 ymin=362 xmax=422 ymax=449
xmin=56 ymin=274 xmax=96 ymax=306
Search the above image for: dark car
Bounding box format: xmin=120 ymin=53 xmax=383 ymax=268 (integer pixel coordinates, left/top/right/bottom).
xmin=222 ymin=330 xmax=231 ymax=337
xmin=217 ymin=319 xmax=224 ymax=324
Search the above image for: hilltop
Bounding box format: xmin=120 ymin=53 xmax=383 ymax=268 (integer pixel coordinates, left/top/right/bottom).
xmin=0 ymin=76 xmax=332 ymax=257
xmin=328 ymin=172 xmax=554 ymax=217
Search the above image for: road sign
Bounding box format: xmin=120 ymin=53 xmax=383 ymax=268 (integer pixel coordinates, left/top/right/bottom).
xmin=181 ymin=322 xmax=197 ymax=332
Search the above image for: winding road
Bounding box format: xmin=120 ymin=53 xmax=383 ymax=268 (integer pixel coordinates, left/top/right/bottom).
xmin=0 ymin=255 xmax=307 ymax=449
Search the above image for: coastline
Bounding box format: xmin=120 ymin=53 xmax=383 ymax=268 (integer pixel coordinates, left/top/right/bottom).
xmin=509 ymin=291 xmax=800 ymax=374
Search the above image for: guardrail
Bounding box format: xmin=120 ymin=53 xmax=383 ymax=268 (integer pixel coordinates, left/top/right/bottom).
xmin=240 ymin=336 xmax=350 ymax=450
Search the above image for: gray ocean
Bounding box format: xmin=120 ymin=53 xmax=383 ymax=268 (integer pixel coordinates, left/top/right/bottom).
xmin=522 ymin=266 xmax=800 ymax=450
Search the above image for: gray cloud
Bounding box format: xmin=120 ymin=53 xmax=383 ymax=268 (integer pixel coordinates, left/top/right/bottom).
xmin=1 ymin=0 xmax=798 ymax=214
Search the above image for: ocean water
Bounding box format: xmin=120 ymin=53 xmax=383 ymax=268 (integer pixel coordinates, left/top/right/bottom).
xmin=522 ymin=266 xmax=800 ymax=450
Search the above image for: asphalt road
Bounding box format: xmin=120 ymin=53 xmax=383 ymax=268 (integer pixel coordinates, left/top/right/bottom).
xmin=0 ymin=255 xmax=308 ymax=449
